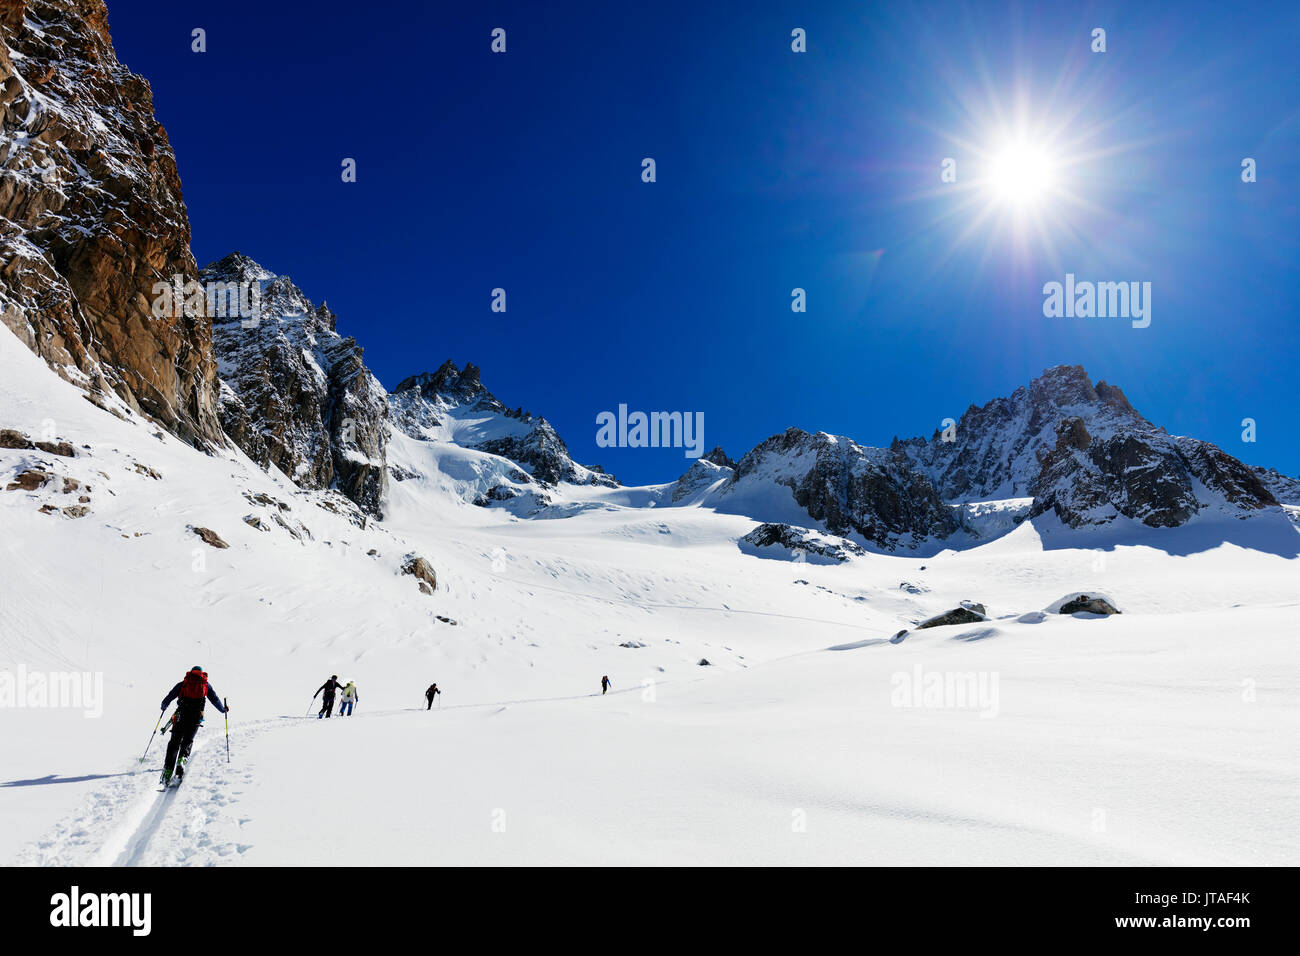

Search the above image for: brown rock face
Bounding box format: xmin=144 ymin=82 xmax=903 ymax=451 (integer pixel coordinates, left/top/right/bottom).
xmin=1059 ymin=595 xmax=1120 ymax=615
xmin=0 ymin=427 xmax=33 ymax=448
xmin=0 ymin=0 xmax=223 ymax=448
xmin=401 ymin=554 xmax=437 ymax=593
xmin=5 ymin=467 xmax=49 ymax=490
xmin=190 ymin=526 xmax=229 ymax=549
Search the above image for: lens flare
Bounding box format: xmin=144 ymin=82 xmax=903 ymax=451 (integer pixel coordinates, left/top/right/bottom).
xmin=988 ymin=141 xmax=1057 ymax=205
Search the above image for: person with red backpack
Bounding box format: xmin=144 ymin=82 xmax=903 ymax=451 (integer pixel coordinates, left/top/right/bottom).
xmin=158 ymin=666 xmax=227 ymax=786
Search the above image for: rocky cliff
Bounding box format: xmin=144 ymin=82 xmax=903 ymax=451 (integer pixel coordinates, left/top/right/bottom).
xmin=893 ymin=365 xmax=1278 ymax=528
xmin=0 ymin=0 xmax=222 ymax=447
xmin=720 ymin=427 xmax=958 ymax=550
xmin=202 ymin=252 xmax=388 ymax=517
xmin=706 ymin=365 xmax=1285 ymax=551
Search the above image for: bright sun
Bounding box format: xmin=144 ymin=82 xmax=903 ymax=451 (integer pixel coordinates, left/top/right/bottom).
xmin=988 ymin=141 xmax=1057 ymax=205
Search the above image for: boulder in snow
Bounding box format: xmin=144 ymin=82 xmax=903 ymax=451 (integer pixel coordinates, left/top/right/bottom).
xmin=190 ymin=526 xmax=230 ymax=549
xmin=401 ymin=554 xmax=438 ymax=593
xmin=740 ymin=522 xmax=866 ymax=564
xmin=35 ymin=440 xmax=76 ymax=457
xmin=0 ymin=428 xmax=34 ymax=449
xmin=1053 ymin=593 xmax=1121 ymax=616
xmin=6 ymin=469 xmax=51 ymax=491
xmin=916 ymin=604 xmax=988 ymax=629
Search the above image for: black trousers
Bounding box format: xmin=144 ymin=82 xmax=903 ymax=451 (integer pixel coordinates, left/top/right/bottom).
xmin=164 ymin=706 xmax=202 ymax=774
xmin=426 ymin=696 xmax=434 ymax=710
xmin=319 ymin=696 xmax=335 ymax=718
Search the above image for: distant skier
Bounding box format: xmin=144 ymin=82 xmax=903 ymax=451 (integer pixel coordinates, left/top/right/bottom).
xmin=425 ymin=683 xmax=440 ymax=710
xmin=314 ymin=675 xmax=344 ymax=719
xmin=601 ymin=675 xmax=611 ymax=695
xmin=158 ymin=666 xmax=227 ymax=786
xmin=339 ymin=680 xmax=359 ymax=716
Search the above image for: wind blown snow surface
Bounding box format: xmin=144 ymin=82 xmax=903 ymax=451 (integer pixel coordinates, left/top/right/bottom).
xmin=2 ymin=324 xmax=1298 ymax=866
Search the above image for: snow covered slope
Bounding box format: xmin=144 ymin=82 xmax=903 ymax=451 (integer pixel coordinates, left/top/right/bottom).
xmin=4 ymin=321 xmax=1299 ymax=866
xmin=388 ymin=359 xmax=617 ymax=514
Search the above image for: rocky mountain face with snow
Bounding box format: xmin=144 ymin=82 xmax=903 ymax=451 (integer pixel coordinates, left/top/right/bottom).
xmin=1254 ymin=466 xmax=1300 ymax=508
xmin=891 ymin=365 xmax=1279 ymax=528
xmin=670 ymin=447 xmax=734 ymax=503
xmin=686 ymin=365 xmax=1290 ymax=551
xmin=201 ymin=253 xmax=389 ymax=518
xmin=390 ymin=360 xmax=618 ymax=492
xmin=720 ymin=427 xmax=959 ymax=550
xmin=0 ymin=0 xmax=223 ymax=447
xmin=3 ymin=3 xmax=1292 ymax=552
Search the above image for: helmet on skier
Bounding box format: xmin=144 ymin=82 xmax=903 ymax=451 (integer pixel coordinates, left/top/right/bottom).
xmin=191 ymin=665 xmax=203 ymax=672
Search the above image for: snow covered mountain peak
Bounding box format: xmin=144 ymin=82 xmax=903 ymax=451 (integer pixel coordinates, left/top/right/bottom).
xmin=393 ymin=360 xmax=490 ymax=406
xmin=199 ymin=254 xmax=388 ymax=517
xmin=202 ymin=251 xmax=278 ymax=285
xmin=388 ymin=360 xmax=619 ymax=501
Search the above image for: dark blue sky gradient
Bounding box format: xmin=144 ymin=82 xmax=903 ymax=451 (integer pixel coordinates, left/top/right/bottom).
xmin=105 ymin=1 xmax=1300 ymax=485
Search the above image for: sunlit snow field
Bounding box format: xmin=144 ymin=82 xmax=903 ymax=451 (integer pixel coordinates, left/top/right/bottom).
xmin=3 ymin=326 xmax=1297 ymax=866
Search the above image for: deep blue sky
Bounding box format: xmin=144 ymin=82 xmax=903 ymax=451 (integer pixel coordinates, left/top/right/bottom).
xmin=106 ymin=1 xmax=1299 ymax=484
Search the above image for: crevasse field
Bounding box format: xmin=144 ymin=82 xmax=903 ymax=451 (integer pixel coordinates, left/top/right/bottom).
xmin=2 ymin=325 xmax=1298 ymax=867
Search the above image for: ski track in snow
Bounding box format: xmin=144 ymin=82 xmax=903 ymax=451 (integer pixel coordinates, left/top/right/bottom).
xmin=21 ymin=688 xmax=655 ymax=867
xmin=20 ymin=716 xmax=283 ymax=867
xmin=4 ymin=322 xmax=1299 ymax=866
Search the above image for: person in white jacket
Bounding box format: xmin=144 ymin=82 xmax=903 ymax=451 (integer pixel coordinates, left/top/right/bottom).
xmin=339 ymin=681 xmax=359 ymax=717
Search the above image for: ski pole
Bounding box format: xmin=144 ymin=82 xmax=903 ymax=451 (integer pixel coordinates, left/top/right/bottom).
xmin=139 ymin=710 xmax=164 ymax=764
xmin=224 ymin=699 xmax=230 ymax=763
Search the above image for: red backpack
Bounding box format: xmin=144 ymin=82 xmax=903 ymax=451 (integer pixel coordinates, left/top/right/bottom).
xmin=179 ymin=669 xmax=208 ymax=700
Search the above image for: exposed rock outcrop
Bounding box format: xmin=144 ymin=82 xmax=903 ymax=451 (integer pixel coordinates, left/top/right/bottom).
xmin=916 ymin=602 xmax=987 ymax=629
xmin=202 ymin=253 xmax=389 ymax=517
xmin=190 ymin=526 xmax=229 ymax=549
xmin=0 ymin=426 xmax=73 ymax=455
xmin=5 ymin=466 xmax=49 ymax=490
xmin=739 ymin=522 xmax=865 ymax=563
xmin=1252 ymin=466 xmax=1300 ymax=506
xmin=722 ymin=427 xmax=958 ymax=550
xmin=892 ymin=365 xmax=1278 ymax=530
xmin=0 ymin=0 xmax=223 ymax=447
xmin=1057 ymin=593 xmax=1121 ymax=615
xmin=400 ymin=553 xmax=437 ymax=593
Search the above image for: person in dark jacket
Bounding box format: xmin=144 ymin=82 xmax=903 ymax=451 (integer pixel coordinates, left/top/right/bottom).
xmin=314 ymin=675 xmax=343 ymax=719
xmin=159 ymin=666 xmax=227 ymax=784
xmin=425 ymin=683 xmax=440 ymax=710
xmin=160 ymin=708 xmax=205 ymax=763
xmin=601 ymin=675 xmax=611 ymax=695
